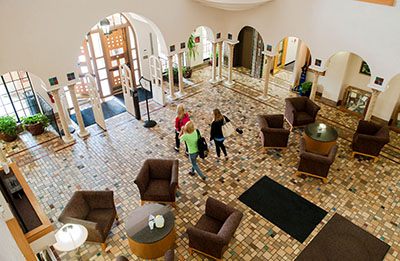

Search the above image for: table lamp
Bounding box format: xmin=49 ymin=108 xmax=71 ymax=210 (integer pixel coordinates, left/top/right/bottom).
xmin=54 ymin=224 xmax=88 ymax=259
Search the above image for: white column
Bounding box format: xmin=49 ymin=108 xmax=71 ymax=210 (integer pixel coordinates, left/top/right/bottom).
xmin=217 ymin=41 xmax=223 ymax=82
xmin=309 ymin=71 xmax=321 ymax=101
xmin=167 ymin=55 xmax=176 ymax=100
xmin=364 ymin=89 xmax=381 ymax=121
xmin=291 ymin=40 xmax=305 ymax=88
xmin=260 ymin=55 xmax=274 ymax=100
xmin=177 ymin=52 xmax=184 ymax=96
xmin=224 ymin=41 xmax=238 ymax=87
xmin=209 ymin=41 xmax=217 ymax=84
xmin=67 ymin=84 xmax=90 ymax=138
xmin=51 ymin=89 xmax=75 ymax=143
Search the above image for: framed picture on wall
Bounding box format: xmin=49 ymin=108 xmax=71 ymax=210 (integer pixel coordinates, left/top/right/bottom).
xmin=359 ymin=61 xmax=371 ymax=76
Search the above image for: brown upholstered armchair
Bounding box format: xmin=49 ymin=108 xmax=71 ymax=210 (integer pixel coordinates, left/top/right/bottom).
xmin=187 ymin=197 xmax=242 ymax=261
xmin=351 ymin=120 xmax=390 ymax=162
xmin=58 ymin=190 xmax=118 ymax=250
xmin=134 ymin=159 xmax=179 ymax=207
xmin=296 ymin=138 xmax=338 ymax=183
xmin=285 ymin=97 xmax=320 ymax=131
xmin=257 ymin=114 xmax=290 ymax=152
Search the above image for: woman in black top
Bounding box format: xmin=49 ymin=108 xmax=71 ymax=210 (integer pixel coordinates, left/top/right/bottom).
xmin=210 ymin=108 xmax=229 ymax=160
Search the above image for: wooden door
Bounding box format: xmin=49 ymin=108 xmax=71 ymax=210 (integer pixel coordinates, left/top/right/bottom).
xmin=101 ymin=27 xmax=130 ymax=95
xmin=273 ymin=38 xmax=288 ymax=74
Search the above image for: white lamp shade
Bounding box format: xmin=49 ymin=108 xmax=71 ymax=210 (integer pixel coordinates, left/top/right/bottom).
xmin=53 ymin=224 xmax=88 ymax=252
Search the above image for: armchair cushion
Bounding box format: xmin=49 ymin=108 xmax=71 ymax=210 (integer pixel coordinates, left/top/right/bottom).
xmin=195 ymin=215 xmax=224 ymax=234
xmin=143 ymin=179 xmax=172 ymax=201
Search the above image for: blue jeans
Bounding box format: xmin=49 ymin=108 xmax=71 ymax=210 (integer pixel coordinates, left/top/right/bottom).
xmin=189 ymin=153 xmax=204 ymax=178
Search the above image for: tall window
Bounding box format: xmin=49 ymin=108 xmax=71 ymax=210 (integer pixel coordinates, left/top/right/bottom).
xmin=0 ymin=72 xmax=39 ymax=121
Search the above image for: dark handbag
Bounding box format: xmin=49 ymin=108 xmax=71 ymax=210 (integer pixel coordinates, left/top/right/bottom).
xmin=196 ymin=129 xmax=208 ymax=159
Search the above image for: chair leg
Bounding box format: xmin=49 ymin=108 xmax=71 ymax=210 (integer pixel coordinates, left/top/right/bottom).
xmin=262 ymin=147 xmax=266 ymax=153
xmin=322 ymin=178 xmax=327 ymax=184
xmin=373 ymin=157 xmax=378 ymax=163
xmin=283 ymin=148 xmax=287 ymax=153
xmin=172 ymin=202 xmax=177 ymax=207
xmin=101 ymin=243 xmax=106 ymax=251
xmin=189 ymin=248 xmax=193 ymax=255
xmin=141 ymin=201 xmax=144 ymax=206
xmin=295 ymin=171 xmax=300 ymax=176
xmin=351 ymin=151 xmax=355 ymax=158
xmin=115 ymin=214 xmax=119 ymax=221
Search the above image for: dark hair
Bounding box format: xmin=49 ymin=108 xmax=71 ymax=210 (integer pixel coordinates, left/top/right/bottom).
xmin=213 ymin=109 xmax=223 ymax=122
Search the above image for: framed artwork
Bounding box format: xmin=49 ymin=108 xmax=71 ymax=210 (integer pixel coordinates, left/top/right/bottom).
xmin=228 ymin=33 xmax=232 ymax=40
xmin=49 ymin=77 xmax=58 ymax=86
xmin=180 ymin=42 xmax=185 ymax=49
xmin=266 ymin=44 xmax=272 ymax=52
xmin=67 ymin=72 xmax=75 ymax=81
xmin=195 ymin=36 xmax=200 ymax=44
xmin=169 ymin=45 xmax=175 ymax=52
xmin=216 ymin=32 xmax=221 ymax=39
xmin=374 ymin=77 xmax=384 ymax=86
xmin=315 ymin=59 xmax=322 ymax=67
xmin=359 ymin=61 xmax=371 ymax=76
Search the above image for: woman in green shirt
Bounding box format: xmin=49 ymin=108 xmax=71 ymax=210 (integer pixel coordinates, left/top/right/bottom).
xmin=180 ymin=121 xmax=206 ymax=180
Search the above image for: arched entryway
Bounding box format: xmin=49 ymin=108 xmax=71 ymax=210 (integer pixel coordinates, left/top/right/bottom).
xmin=233 ymin=26 xmax=264 ymax=78
xmin=273 ymin=37 xmax=312 ymax=89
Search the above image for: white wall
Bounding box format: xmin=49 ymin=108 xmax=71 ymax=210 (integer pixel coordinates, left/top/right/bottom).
xmin=189 ymin=27 xmax=205 ymax=67
xmin=125 ymin=13 xmax=159 ymax=80
xmin=284 ymin=37 xmax=299 ymax=66
xmin=319 ymin=52 xmax=351 ymax=102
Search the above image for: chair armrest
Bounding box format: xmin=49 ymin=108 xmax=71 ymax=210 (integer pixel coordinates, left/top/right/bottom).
xmin=256 ymin=115 xmax=268 ymax=130
xmin=134 ymin=162 xmax=150 ymax=196
xmin=59 ymin=216 xmax=97 ymax=230
xmin=170 ymin=160 xmax=179 ymax=195
xmin=187 ymin=226 xmax=227 ymax=245
xmin=306 ymin=100 xmax=320 ymax=119
xmin=327 ymin=145 xmax=338 ymax=162
xmin=299 ymin=137 xmax=306 ymax=153
xmin=356 ymin=133 xmax=389 ymax=144
xmin=217 ymin=212 xmax=242 ymax=244
xmin=284 ymin=99 xmax=297 ymax=123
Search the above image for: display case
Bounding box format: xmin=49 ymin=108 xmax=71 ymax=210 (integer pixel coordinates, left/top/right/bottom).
xmin=390 ymin=105 xmax=400 ymax=133
xmin=340 ymin=86 xmax=372 ymax=118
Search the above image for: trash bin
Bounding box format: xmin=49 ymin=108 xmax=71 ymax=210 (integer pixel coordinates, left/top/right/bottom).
xmin=130 ymin=89 xmax=141 ymax=120
xmin=22 ymin=90 xmax=40 ymax=115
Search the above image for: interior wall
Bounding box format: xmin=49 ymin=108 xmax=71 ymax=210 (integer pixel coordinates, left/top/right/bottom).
xmin=375 ymin=74 xmax=400 ymax=121
xmin=319 ymin=52 xmax=351 ymax=102
xmin=125 ymin=13 xmax=159 ymax=80
xmin=284 ymin=37 xmax=299 ymax=65
xmin=190 ymin=27 xmax=205 ymax=67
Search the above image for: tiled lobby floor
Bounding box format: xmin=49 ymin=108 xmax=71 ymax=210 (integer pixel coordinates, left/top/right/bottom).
xmin=3 ymin=66 xmax=399 ymax=260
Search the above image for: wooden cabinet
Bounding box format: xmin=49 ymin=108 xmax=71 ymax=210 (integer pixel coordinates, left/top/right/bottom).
xmin=390 ymin=105 xmax=400 ymax=133
xmin=340 ymin=86 xmax=372 ymax=118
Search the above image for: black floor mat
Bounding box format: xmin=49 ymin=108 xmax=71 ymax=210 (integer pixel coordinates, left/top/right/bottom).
xmin=238 ymin=176 xmax=327 ymax=243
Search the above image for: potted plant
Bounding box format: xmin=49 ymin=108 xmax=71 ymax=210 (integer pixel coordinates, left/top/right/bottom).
xmin=22 ymin=113 xmax=49 ymax=136
xmin=209 ymin=51 xmax=219 ymax=66
xmin=0 ymin=116 xmax=18 ymax=142
xmin=300 ymin=81 xmax=312 ymax=97
xmin=165 ymin=67 xmax=179 ymax=84
xmin=183 ymin=34 xmax=198 ymax=79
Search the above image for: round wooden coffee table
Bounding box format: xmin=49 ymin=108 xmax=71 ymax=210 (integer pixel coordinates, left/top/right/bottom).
xmin=304 ymin=122 xmax=338 ymax=155
xmin=126 ymin=204 xmax=175 ymax=259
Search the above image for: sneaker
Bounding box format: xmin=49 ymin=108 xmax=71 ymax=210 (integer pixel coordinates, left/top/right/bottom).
xmin=224 ymin=156 xmax=229 ymax=161
xmin=188 ymin=172 xmax=195 ymax=176
xmin=174 ymin=147 xmax=179 ymax=152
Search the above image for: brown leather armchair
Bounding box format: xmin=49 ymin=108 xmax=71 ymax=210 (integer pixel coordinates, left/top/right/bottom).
xmin=187 ymin=197 xmax=242 ymax=261
xmin=134 ymin=159 xmax=179 ymax=207
xmin=285 ymin=97 xmax=320 ymax=131
xmin=296 ymin=138 xmax=338 ymax=183
xmin=58 ymin=190 xmax=118 ymax=250
xmin=257 ymin=114 xmax=290 ymax=152
xmin=351 ymin=120 xmax=390 ymax=162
